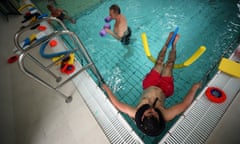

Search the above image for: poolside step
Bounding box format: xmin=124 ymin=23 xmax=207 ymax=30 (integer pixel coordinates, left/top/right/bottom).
xmin=218 ymin=57 xmax=240 ymax=78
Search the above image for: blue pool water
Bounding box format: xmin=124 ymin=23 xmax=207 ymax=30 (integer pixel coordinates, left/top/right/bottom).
xmin=66 ymin=0 xmax=240 ymax=143
xmin=34 ymin=0 xmax=240 ymax=143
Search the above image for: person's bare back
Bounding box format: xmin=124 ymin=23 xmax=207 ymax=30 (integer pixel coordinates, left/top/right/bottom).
xmin=113 ymin=14 xmax=128 ymax=38
xmin=104 ymin=4 xmax=131 ymax=45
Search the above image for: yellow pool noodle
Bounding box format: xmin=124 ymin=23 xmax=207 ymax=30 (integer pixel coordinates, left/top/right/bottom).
xmin=51 ymin=53 xmax=75 ymax=65
xmin=141 ymin=33 xmax=152 ymax=57
xmin=173 ymin=63 xmax=185 ymax=69
xmin=141 ymin=32 xmax=206 ymax=69
xmin=183 ymin=46 xmax=206 ymax=66
xmin=18 ymin=4 xmax=35 ymax=12
xmin=52 ymin=55 xmax=64 ymax=65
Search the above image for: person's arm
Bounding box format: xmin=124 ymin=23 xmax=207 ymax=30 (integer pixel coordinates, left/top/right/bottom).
xmin=163 ymin=82 xmax=202 ymax=121
xmin=105 ymin=28 xmax=121 ymax=40
xmin=102 ymin=84 xmax=136 ymax=118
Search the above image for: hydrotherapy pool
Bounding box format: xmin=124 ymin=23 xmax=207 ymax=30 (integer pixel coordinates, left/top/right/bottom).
xmin=33 ymin=0 xmax=240 ymax=143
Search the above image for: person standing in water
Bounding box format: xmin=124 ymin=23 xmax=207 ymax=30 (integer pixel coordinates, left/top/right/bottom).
xmin=104 ymin=4 xmax=131 ymax=45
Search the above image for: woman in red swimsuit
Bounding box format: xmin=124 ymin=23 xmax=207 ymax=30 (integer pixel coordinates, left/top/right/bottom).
xmin=102 ymin=32 xmax=201 ymax=136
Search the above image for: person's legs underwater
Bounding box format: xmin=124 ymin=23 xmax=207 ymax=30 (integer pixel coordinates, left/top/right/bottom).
xmin=162 ymin=32 xmax=179 ymax=77
xmin=153 ymin=32 xmax=175 ymax=74
xmin=142 ymin=32 xmax=179 ymax=96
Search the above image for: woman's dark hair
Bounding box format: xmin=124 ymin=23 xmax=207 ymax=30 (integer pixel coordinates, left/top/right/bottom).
xmin=110 ymin=4 xmax=121 ymax=14
xmin=135 ymin=104 xmax=166 ymax=136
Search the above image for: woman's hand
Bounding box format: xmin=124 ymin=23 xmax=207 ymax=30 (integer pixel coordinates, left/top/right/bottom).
xmin=102 ymin=84 xmax=109 ymax=91
xmin=192 ymin=82 xmax=202 ymax=90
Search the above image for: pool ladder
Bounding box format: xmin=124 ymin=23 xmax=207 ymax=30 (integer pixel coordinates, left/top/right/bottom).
xmin=14 ymin=17 xmax=104 ymax=103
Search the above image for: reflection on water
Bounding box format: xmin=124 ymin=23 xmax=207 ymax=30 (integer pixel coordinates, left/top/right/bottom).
xmin=123 ymin=38 xmax=137 ymax=59
xmin=106 ymin=66 xmax=124 ymax=93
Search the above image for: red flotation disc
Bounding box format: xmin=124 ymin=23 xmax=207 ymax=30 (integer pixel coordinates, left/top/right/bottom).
xmin=7 ymin=55 xmax=19 ymax=64
xmin=205 ymin=87 xmax=226 ymax=103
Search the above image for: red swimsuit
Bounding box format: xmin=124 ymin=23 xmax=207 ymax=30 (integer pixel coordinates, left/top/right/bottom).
xmin=142 ymin=69 xmax=174 ymax=97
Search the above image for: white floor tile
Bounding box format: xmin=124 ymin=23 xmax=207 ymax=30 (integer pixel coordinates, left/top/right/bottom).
xmin=0 ymin=14 xmax=109 ymax=144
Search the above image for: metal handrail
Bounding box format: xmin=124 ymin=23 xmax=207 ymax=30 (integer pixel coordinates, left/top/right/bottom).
xmin=14 ymin=17 xmax=104 ymax=103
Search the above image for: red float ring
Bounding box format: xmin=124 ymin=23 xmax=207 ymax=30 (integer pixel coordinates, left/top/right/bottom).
xmin=60 ymin=64 xmax=75 ymax=75
xmin=205 ymin=87 xmax=226 ymax=103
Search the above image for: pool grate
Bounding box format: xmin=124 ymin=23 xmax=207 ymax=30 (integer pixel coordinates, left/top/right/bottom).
xmin=160 ymin=70 xmax=240 ymax=144
xmin=73 ymin=70 xmax=143 ymax=144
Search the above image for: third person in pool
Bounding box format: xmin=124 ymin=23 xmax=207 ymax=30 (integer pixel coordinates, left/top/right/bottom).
xmin=47 ymin=4 xmax=76 ymax=24
xmin=105 ymin=4 xmax=131 ymax=45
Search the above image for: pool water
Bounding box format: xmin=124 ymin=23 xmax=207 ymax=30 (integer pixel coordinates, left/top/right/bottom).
xmin=34 ymin=0 xmax=240 ymax=143
xmin=71 ymin=0 xmax=240 ymax=142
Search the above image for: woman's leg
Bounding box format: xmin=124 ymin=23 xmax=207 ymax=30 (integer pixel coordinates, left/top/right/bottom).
xmin=162 ymin=34 xmax=179 ymax=77
xmin=153 ymin=32 xmax=173 ymax=73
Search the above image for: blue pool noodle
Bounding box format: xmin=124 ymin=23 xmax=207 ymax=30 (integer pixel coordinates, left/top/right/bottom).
xmin=40 ymin=41 xmax=72 ymax=59
xmin=167 ymin=27 xmax=179 ymax=48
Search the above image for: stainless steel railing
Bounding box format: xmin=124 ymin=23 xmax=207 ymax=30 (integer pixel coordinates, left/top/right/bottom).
xmin=14 ymin=17 xmax=104 ymax=103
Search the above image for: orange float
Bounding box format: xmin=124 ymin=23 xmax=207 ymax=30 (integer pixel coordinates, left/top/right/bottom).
xmin=49 ymin=39 xmax=57 ymax=47
xmin=38 ymin=25 xmax=47 ymax=31
xmin=61 ymin=64 xmax=75 ymax=75
xmin=205 ymin=87 xmax=226 ymax=103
